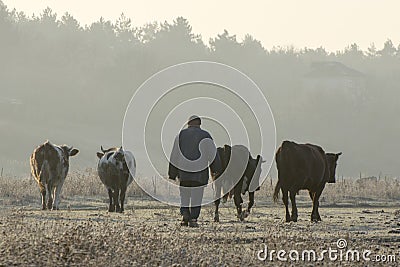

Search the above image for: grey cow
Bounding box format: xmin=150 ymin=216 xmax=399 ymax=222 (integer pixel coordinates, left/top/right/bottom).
xmin=96 ymin=146 xmax=136 ymax=212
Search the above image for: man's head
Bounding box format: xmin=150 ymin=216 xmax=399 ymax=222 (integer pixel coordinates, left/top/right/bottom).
xmin=188 ymin=115 xmax=201 ymax=126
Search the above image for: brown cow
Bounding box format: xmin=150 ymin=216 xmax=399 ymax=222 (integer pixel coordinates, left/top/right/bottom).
xmin=30 ymin=140 xmax=79 ymax=210
xmin=274 ymin=141 xmax=341 ymax=222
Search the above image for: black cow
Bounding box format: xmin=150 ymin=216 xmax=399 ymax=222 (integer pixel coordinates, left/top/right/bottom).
xmin=273 ymin=141 xmax=341 ymax=222
xmin=96 ymin=146 xmax=136 ymax=212
xmin=213 ymin=144 xmax=264 ymax=222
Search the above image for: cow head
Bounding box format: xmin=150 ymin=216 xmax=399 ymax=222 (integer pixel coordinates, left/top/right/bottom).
xmin=246 ymin=154 xmax=266 ymax=190
xmin=96 ymin=146 xmax=125 ymax=162
xmin=249 ymin=155 xmax=263 ymax=176
xmin=60 ymin=145 xmax=79 ymax=160
xmin=326 ymin=152 xmax=342 ymax=183
xmin=97 ymin=146 xmax=117 ymax=159
xmin=113 ymin=146 xmax=125 ymax=162
xmin=217 ymin=146 xmax=227 ymax=170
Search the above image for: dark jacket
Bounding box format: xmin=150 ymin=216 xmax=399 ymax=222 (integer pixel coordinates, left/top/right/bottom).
xmin=168 ymin=126 xmax=221 ymax=185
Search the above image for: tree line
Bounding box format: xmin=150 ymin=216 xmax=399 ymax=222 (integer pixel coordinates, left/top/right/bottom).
xmin=1 ymin=1 xmax=399 ymax=177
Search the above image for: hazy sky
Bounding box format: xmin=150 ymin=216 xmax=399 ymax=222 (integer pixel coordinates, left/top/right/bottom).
xmin=4 ymin=0 xmax=400 ymax=52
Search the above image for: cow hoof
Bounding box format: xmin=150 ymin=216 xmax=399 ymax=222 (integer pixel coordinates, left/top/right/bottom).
xmin=238 ymin=213 xmax=245 ymax=221
xmin=243 ymin=210 xmax=250 ymax=218
xmin=214 ymin=216 xmax=219 ymax=223
xmin=311 ymin=217 xmax=319 ymax=222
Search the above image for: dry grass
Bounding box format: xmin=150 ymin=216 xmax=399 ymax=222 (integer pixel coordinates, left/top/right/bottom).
xmin=0 ymin=205 xmax=399 ymax=266
xmin=257 ymin=177 xmax=400 ymax=207
xmin=0 ymin=169 xmax=146 ymax=206
xmin=0 ymin=171 xmax=399 ymax=207
xmin=322 ymin=178 xmax=400 ymax=204
xmin=0 ymin=171 xmax=399 ymax=266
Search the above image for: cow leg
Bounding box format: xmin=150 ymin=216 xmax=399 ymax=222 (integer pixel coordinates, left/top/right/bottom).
xmin=289 ymin=191 xmax=298 ymax=222
xmin=46 ymin=184 xmax=53 ymax=210
xmin=241 ymin=191 xmax=255 ymax=219
xmin=282 ymin=189 xmax=291 ymax=222
xmin=309 ymin=191 xmax=314 ymax=201
xmin=41 ymin=191 xmax=46 ymax=210
xmin=311 ymin=189 xmax=323 ymax=222
xmin=214 ymin=198 xmax=220 ymax=222
xmin=311 ymin=197 xmax=319 ymax=222
xmin=40 ymin=185 xmax=46 ymax=210
xmin=114 ymin=189 xmax=121 ymax=213
xmin=119 ymin=186 xmax=127 ymax=213
xmin=247 ymin=191 xmax=255 ymax=212
xmin=108 ymin=188 xmax=115 ymax=212
xmin=52 ymin=186 xmax=59 ymax=210
xmin=52 ymin=180 xmax=65 ymax=210
xmin=233 ymin=186 xmax=244 ymax=221
xmin=310 ymin=191 xmax=317 ymax=221
xmin=213 ymin=183 xmax=222 ymax=222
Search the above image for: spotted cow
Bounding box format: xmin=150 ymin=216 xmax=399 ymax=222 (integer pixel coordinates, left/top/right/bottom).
xmin=30 ymin=140 xmax=79 ymax=210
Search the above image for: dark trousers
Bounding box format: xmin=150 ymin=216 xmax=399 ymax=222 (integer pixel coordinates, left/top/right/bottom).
xmin=179 ymin=181 xmax=205 ymax=220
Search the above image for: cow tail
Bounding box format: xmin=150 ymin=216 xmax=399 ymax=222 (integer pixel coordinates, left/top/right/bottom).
xmin=273 ymin=179 xmax=281 ymax=202
xmin=38 ymin=160 xmax=50 ymax=189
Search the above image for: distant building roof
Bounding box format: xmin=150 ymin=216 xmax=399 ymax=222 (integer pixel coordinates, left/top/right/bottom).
xmin=305 ymin=61 xmax=364 ymax=78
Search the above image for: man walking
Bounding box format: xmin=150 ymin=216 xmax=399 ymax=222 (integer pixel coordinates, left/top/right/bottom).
xmin=169 ymin=115 xmax=221 ymax=227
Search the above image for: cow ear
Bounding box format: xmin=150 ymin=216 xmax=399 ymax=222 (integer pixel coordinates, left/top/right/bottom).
xmin=69 ymin=148 xmax=79 ymax=157
xmin=336 ymin=152 xmax=342 ymax=159
xmin=96 ymin=152 xmax=104 ymax=159
xmin=224 ymin=144 xmax=231 ymax=152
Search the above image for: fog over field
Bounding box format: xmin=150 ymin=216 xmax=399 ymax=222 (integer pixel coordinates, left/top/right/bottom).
xmin=1 ymin=1 xmax=400 ymax=179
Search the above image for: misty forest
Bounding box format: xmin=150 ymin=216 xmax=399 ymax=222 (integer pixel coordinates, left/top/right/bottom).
xmin=1 ymin=1 xmax=400 ymax=178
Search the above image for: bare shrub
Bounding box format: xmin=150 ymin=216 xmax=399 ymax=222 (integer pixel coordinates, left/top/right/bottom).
xmin=0 ymin=169 xmax=146 ymax=205
xmin=1 ymin=171 xmax=399 ymax=206
xmin=0 ymin=174 xmax=37 ymax=205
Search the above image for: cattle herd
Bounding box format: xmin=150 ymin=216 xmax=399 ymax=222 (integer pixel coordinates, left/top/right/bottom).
xmin=29 ymin=140 xmax=341 ymax=222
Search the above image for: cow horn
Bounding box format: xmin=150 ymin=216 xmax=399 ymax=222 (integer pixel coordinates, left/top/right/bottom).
xmin=101 ymin=146 xmax=105 ymax=153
